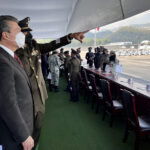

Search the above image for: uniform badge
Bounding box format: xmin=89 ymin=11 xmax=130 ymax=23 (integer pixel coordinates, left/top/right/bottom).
xmin=31 ymin=50 xmax=39 ymax=56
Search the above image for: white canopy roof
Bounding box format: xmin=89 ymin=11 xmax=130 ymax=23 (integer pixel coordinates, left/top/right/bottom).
xmin=0 ymin=0 xmax=150 ymax=38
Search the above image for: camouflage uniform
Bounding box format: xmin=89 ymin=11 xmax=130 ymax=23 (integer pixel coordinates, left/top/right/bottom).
xmin=48 ymin=54 xmax=61 ymax=86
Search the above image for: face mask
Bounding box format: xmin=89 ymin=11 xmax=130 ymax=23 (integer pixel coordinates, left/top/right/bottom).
xmin=15 ymin=32 xmax=25 ymax=48
xmin=25 ymin=32 xmax=33 ymax=44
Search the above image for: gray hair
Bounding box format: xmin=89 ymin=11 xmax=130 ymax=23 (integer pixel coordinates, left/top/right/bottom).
xmin=0 ymin=15 xmax=18 ymax=40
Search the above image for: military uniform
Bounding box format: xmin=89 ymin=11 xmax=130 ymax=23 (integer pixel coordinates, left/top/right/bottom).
xmin=48 ymin=53 xmax=61 ymax=87
xmin=94 ymin=52 xmax=102 ymax=69
xmin=69 ymin=51 xmax=80 ymax=102
xmin=59 ymin=52 xmax=65 ymax=62
xmin=85 ymin=51 xmax=94 ymax=67
xmin=64 ymin=55 xmax=71 ymax=71
xmin=59 ymin=52 xmax=65 ymax=76
xmin=16 ymin=17 xmax=72 ymax=149
xmin=63 ymin=51 xmax=71 ymax=90
xmin=101 ymin=53 xmax=110 ymax=71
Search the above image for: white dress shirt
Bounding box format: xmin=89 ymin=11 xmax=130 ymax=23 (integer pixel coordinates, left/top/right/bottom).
xmin=0 ymin=44 xmax=14 ymax=58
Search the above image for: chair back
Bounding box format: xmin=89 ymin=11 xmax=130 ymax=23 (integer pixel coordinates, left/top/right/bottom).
xmin=78 ymin=72 xmax=83 ymax=86
xmin=99 ymin=79 xmax=113 ymax=107
xmin=121 ymin=89 xmax=139 ymax=127
xmin=81 ymin=69 xmax=89 ymax=88
xmin=89 ymin=74 xmax=98 ymax=97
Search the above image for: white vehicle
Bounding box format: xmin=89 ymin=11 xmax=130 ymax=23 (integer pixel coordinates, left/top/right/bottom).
xmin=139 ymin=41 xmax=150 ymax=51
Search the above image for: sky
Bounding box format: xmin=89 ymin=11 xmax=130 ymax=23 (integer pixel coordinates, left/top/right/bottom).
xmin=91 ymin=10 xmax=150 ymax=32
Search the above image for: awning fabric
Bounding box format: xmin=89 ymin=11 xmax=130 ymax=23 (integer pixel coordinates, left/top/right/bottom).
xmin=0 ymin=0 xmax=150 ymax=39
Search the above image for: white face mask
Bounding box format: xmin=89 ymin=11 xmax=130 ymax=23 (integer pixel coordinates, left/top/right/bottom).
xmin=15 ymin=32 xmax=25 ymax=48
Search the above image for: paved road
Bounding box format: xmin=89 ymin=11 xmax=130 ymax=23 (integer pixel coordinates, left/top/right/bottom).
xmin=118 ymin=55 xmax=150 ymax=81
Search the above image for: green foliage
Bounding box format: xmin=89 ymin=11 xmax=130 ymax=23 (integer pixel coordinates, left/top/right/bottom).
xmin=36 ymin=26 xmax=150 ymax=46
xmin=109 ymin=26 xmax=150 ymax=44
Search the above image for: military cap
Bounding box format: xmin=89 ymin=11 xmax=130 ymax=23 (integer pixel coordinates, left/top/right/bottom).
xmin=52 ymin=50 xmax=59 ymax=55
xmin=71 ymin=49 xmax=77 ymax=55
xmin=18 ymin=17 xmax=32 ymax=32
xmin=88 ymin=47 xmax=92 ymax=50
xmin=64 ymin=51 xmax=69 ymax=54
xmin=76 ymin=47 xmax=81 ymax=51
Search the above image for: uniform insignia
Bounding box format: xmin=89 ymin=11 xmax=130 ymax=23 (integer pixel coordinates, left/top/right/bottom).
xmin=31 ymin=50 xmax=39 ymax=56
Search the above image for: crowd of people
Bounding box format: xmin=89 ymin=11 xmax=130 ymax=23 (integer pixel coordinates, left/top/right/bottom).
xmin=0 ymin=15 xmax=87 ymax=150
xmin=46 ymin=48 xmax=81 ymax=103
xmin=85 ymin=46 xmax=119 ymax=73
xmin=42 ymin=46 xmax=119 ymax=105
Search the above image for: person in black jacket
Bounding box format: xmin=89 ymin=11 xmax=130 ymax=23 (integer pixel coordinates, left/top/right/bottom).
xmin=85 ymin=47 xmax=94 ymax=67
xmin=94 ymin=47 xmax=103 ymax=69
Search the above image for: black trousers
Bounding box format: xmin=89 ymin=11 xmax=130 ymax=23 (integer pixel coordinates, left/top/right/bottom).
xmin=88 ymin=61 xmax=93 ymax=67
xmin=70 ymin=74 xmax=79 ymax=102
xmin=102 ymin=63 xmax=107 ymax=71
xmin=0 ymin=123 xmax=23 ymax=150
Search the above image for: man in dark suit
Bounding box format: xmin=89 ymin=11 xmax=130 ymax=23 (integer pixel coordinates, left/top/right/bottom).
xmin=0 ymin=16 xmax=34 ymax=150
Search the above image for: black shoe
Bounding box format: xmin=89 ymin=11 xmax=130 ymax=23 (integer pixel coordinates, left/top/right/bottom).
xmin=55 ymin=86 xmax=59 ymax=92
xmin=49 ymin=84 xmax=53 ymax=92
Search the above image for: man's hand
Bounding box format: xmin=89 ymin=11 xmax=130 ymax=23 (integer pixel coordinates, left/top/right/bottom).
xmin=22 ymin=136 xmax=34 ymax=150
xmin=70 ymin=30 xmax=89 ymax=43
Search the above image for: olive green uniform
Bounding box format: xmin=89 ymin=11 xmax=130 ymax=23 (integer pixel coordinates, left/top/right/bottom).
xmin=68 ymin=56 xmax=80 ymax=101
xmin=64 ymin=55 xmax=71 ymax=88
xmin=64 ymin=55 xmax=71 ymax=70
xmin=15 ymin=35 xmax=71 ymax=149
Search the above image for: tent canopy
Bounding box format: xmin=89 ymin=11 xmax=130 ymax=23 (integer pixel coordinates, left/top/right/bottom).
xmin=0 ymin=0 xmax=150 ymax=39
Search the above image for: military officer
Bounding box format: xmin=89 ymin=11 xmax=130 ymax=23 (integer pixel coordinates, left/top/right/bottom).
xmin=94 ymin=47 xmax=103 ymax=69
xmin=85 ymin=47 xmax=94 ymax=67
xmin=48 ymin=50 xmax=61 ymax=92
xmin=59 ymin=48 xmax=65 ymax=62
xmin=101 ymin=48 xmax=110 ymax=71
xmin=68 ymin=49 xmax=81 ymax=102
xmin=64 ymin=51 xmax=71 ymax=73
xmin=15 ymin=17 xmax=88 ymax=149
xmin=76 ymin=47 xmax=82 ymax=62
xmin=59 ymin=48 xmax=65 ymax=76
xmin=64 ymin=51 xmax=71 ymax=91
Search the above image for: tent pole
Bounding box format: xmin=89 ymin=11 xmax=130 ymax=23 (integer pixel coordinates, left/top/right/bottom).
xmin=94 ymin=29 xmax=97 ymax=48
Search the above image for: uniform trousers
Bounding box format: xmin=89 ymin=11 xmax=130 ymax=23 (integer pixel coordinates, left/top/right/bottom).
xmin=51 ymin=68 xmax=60 ymax=86
xmin=32 ymin=89 xmax=45 ymax=150
xmin=70 ymin=72 xmax=79 ymax=102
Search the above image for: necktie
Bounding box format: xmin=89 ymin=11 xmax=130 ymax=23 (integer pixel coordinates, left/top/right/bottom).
xmin=14 ymin=54 xmax=23 ymax=67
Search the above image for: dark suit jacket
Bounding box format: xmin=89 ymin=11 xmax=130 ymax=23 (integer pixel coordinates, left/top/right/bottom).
xmin=0 ymin=47 xmax=33 ymax=149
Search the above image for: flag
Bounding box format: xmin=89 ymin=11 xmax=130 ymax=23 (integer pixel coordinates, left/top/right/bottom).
xmin=97 ymin=27 xmax=100 ymax=31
